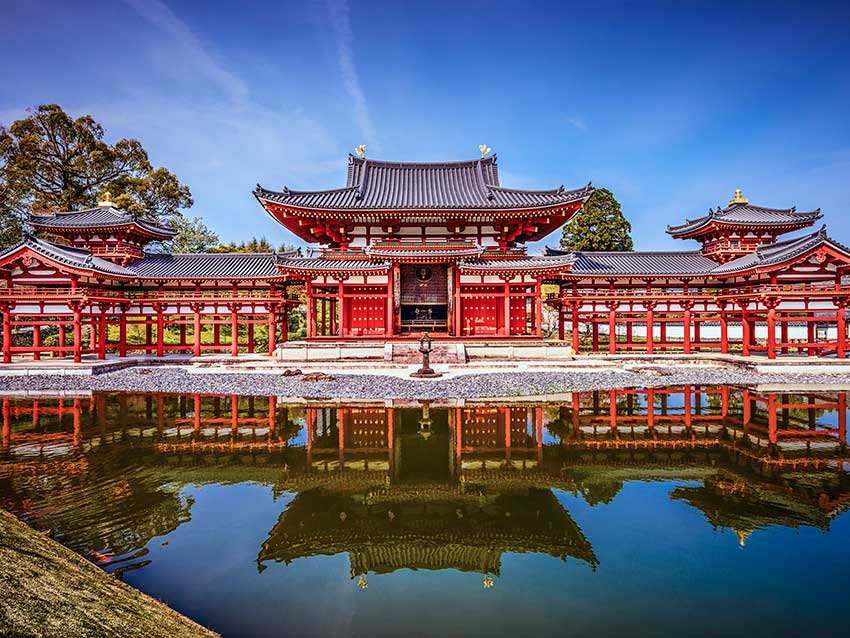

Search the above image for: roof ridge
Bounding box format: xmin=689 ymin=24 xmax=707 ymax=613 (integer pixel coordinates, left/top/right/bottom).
xmin=347 ymin=154 xmax=497 ymax=169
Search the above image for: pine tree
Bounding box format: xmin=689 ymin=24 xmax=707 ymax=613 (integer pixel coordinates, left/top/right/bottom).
xmin=560 ymin=187 xmax=633 ymax=251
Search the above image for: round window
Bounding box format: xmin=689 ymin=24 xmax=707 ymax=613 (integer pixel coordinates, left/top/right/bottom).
xmin=415 ymin=266 xmax=432 ymax=282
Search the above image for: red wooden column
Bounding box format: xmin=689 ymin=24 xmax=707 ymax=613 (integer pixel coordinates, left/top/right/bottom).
xmin=454 ymin=267 xmax=463 ymax=336
xmin=228 ymin=303 xmax=241 ymax=356
xmin=70 ymin=303 xmax=83 ymax=363
xmin=659 ymin=314 xmax=667 ymax=352
xmin=1 ymin=303 xmax=12 ymax=364
xmin=385 ymin=266 xmax=394 ymax=336
xmin=533 ymin=278 xmax=543 ymax=337
xmin=739 ymin=303 xmax=751 ymax=357
xmin=32 ymin=320 xmax=41 ymax=361
xmin=645 ymin=302 xmax=656 ymax=355
xmin=97 ymin=304 xmax=108 ymax=360
xmin=191 ymin=303 xmax=203 ymax=357
xmin=682 ymin=302 xmax=693 ymax=354
xmin=836 ymin=299 xmax=847 ymax=359
xmin=305 ymin=282 xmax=315 ymax=339
xmin=265 ymin=302 xmax=278 ymax=356
xmin=765 ymin=299 xmax=778 ymax=360
xmin=154 ymin=303 xmax=165 ymax=357
xmin=718 ymin=302 xmax=728 ymax=354
xmin=807 ymin=314 xmax=815 ymax=356
xmin=571 ymin=301 xmax=580 ymax=354
xmin=606 ymin=302 xmax=618 ymax=354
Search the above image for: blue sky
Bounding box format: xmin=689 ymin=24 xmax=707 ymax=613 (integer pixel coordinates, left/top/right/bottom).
xmin=3 ymin=0 xmax=850 ymax=251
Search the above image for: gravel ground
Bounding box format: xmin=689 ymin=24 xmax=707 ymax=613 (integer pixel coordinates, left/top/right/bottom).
xmin=2 ymin=367 xmax=850 ymax=399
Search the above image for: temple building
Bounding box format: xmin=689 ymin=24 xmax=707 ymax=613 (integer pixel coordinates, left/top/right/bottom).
xmin=1 ymin=151 xmax=850 ymax=361
xmin=255 ymin=153 xmax=589 ymax=338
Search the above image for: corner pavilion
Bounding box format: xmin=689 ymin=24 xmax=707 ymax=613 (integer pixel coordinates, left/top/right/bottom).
xmin=2 ymin=152 xmax=850 ymax=362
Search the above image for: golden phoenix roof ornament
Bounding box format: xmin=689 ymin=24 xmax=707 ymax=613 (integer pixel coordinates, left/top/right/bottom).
xmin=354 ymin=144 xmax=366 ymax=158
xmin=479 ymin=144 xmax=492 ymax=158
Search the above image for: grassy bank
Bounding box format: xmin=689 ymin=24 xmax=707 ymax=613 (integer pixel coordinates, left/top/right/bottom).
xmin=0 ymin=509 xmax=217 ymax=638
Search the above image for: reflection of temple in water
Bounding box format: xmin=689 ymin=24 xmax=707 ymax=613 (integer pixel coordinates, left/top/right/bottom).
xmin=1 ymin=387 xmax=848 ymax=580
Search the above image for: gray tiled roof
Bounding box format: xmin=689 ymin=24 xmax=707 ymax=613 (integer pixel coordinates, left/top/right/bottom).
xmin=667 ymin=202 xmax=821 ymax=237
xmin=129 ymin=252 xmax=291 ymax=280
xmin=459 ymin=255 xmax=575 ymax=272
xmin=255 ymin=155 xmax=593 ymax=211
xmin=545 ymin=227 xmax=850 ymax=278
xmin=569 ymin=251 xmax=717 ymax=276
xmin=365 ymin=244 xmax=484 ymax=259
xmin=29 ymin=206 xmax=177 ymax=238
xmin=0 ymin=235 xmax=136 ymax=278
xmin=276 ymin=257 xmax=391 ymax=273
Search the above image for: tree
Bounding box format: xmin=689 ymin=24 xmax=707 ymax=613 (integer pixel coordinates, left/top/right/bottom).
xmin=208 ymin=237 xmax=301 ymax=254
xmin=161 ymin=215 xmax=219 ymax=253
xmin=0 ymin=104 xmax=192 ymax=247
xmin=560 ymin=187 xmax=633 ymax=251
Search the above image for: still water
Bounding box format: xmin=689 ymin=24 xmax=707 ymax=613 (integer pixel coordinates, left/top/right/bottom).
xmin=1 ymin=387 xmax=849 ymax=637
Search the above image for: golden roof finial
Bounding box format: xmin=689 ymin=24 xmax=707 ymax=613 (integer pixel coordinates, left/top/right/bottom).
xmin=354 ymin=144 xmax=366 ymax=158
xmin=729 ymin=188 xmax=748 ymax=205
xmin=479 ymin=144 xmax=492 ymax=158
xmin=97 ymin=190 xmax=113 ymax=207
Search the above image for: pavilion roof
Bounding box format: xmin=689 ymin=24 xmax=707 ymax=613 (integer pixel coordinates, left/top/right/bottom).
xmin=129 ymin=251 xmax=295 ymax=280
xmin=710 ymin=226 xmax=850 ymax=275
xmin=255 ymin=154 xmax=593 ymax=212
xmin=666 ymin=201 xmax=821 ymax=238
xmin=29 ymin=206 xmax=177 ymax=239
xmin=0 ymin=234 xmax=136 ymax=279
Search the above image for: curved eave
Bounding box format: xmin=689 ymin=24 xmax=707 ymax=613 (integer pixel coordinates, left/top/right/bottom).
xmin=667 ymin=215 xmax=822 ymax=239
xmin=255 ymin=190 xmax=590 ymax=216
xmin=31 ymin=221 xmax=176 ymax=241
xmin=0 ymin=243 xmax=137 ymax=281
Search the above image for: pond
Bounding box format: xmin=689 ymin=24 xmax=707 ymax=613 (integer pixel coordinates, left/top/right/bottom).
xmin=1 ymin=387 xmax=848 ymax=637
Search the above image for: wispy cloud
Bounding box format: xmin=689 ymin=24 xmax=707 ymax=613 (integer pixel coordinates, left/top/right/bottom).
xmin=563 ymin=114 xmax=588 ymax=131
xmin=122 ymin=0 xmax=250 ymax=106
xmin=325 ymin=0 xmax=377 ymax=149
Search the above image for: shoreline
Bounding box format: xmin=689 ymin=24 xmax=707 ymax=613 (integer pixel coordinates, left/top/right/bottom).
xmin=0 ymin=508 xmax=217 ymax=638
xmin=1 ymin=365 xmax=850 ymax=400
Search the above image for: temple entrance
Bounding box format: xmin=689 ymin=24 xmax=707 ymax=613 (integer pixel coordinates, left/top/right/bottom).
xmin=399 ymin=264 xmax=448 ymax=333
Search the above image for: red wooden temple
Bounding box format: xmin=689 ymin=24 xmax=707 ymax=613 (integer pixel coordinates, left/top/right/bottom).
xmin=1 ymin=152 xmax=850 ymax=362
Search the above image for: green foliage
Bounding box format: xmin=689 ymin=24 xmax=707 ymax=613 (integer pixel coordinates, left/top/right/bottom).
xmin=208 ymin=237 xmax=301 ymax=254
xmin=160 ymin=215 xmax=219 ymax=253
xmin=0 ymin=104 xmax=192 ymax=248
xmin=560 ymin=187 xmax=633 ymax=251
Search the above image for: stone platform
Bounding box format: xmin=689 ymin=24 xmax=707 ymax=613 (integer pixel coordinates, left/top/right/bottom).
xmin=3 ymin=343 xmax=850 ymax=377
